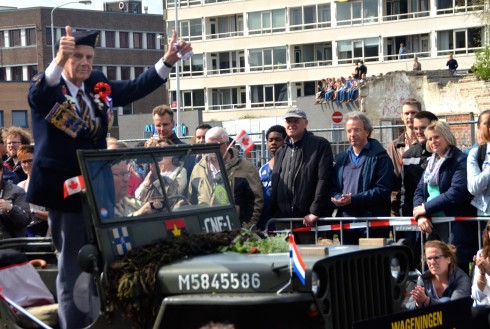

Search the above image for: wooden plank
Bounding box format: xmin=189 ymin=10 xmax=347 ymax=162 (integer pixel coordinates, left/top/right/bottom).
xmin=300 ymin=246 xmax=329 ymax=256
xmin=359 ymin=238 xmax=386 ymax=247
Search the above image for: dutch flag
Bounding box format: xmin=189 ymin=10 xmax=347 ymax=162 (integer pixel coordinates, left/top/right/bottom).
xmin=289 ymin=233 xmax=306 ymax=285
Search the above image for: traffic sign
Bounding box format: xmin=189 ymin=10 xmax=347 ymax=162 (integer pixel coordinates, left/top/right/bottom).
xmin=332 ymin=111 xmax=343 ymax=123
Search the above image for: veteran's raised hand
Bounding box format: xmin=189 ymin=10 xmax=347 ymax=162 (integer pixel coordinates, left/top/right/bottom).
xmin=55 ymin=26 xmax=76 ymax=67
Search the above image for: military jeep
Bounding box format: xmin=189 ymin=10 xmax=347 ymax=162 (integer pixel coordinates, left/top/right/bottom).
xmin=0 ymin=143 xmax=413 ymax=329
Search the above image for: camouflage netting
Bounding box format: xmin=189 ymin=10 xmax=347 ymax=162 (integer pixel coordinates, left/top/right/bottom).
xmin=106 ymin=230 xmax=241 ymax=329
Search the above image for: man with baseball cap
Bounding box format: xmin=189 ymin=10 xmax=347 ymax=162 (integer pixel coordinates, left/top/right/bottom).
xmin=270 ymin=108 xmax=334 ymax=241
xmin=27 ymin=26 xmax=192 ymax=328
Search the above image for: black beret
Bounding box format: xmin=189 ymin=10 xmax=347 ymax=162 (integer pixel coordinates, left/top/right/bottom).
xmin=72 ymin=30 xmax=99 ymax=47
xmin=56 ymin=30 xmax=99 ymax=49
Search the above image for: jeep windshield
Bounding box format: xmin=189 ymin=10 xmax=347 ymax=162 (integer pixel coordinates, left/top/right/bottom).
xmin=77 ymin=143 xmax=241 ymax=264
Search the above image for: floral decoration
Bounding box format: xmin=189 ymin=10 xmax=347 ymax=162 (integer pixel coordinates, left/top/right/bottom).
xmin=94 ymin=82 xmax=111 ymax=103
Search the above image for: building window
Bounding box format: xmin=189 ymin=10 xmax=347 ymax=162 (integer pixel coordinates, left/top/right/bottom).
xmin=120 ymin=66 xmax=131 ymax=80
xmin=134 ymin=67 xmax=144 ymax=77
xmin=249 ymin=47 xmax=287 ymax=71
xmin=112 ymin=113 xmax=119 ymax=127
xmin=12 ymin=110 xmax=28 ymax=128
xmin=251 ymin=83 xmax=288 ymax=107
xmin=168 ymin=19 xmax=202 ymax=41
xmin=133 ymin=32 xmax=142 ymax=49
xmin=290 ymin=5 xmax=332 ymax=30
xmin=171 ymin=90 xmax=205 ymax=111
xmin=337 ymin=0 xmax=378 ymax=26
xmin=119 ymin=31 xmax=129 ymax=48
xmin=210 ymin=87 xmax=245 ymax=110
xmin=10 ymin=67 xmax=23 ymax=81
xmin=437 ymin=27 xmax=483 ymax=55
xmin=208 ymin=15 xmax=244 ymax=39
xmin=337 ymin=38 xmax=379 ymax=64
xmin=122 ymin=104 xmax=133 ymax=115
xmin=0 ymin=31 xmax=4 ymax=48
xmin=46 ymin=28 xmax=52 ymax=46
xmin=27 ymin=65 xmax=38 ymax=80
xmin=318 ymin=4 xmax=331 ymax=27
xmin=9 ymin=30 xmax=21 ymax=47
xmin=0 ymin=111 xmax=3 ymax=126
xmin=191 ymin=54 xmax=204 ymax=75
xmin=248 ymin=9 xmax=286 ymax=35
xmin=147 ymin=33 xmax=156 ymax=49
xmin=0 ymin=68 xmax=5 ymax=80
xmin=107 ymin=66 xmax=117 ymax=80
xmin=106 ymin=31 xmax=116 ymax=48
xmin=26 ymin=28 xmax=36 ymax=46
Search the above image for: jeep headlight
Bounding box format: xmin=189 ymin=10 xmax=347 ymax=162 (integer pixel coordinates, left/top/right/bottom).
xmin=391 ymin=256 xmax=401 ymax=280
xmin=311 ymin=270 xmax=320 ymax=295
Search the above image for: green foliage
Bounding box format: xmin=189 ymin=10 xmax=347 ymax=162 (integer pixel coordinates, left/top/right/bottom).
xmin=220 ymin=229 xmax=289 ymax=254
xmin=473 ymin=44 xmax=490 ymax=81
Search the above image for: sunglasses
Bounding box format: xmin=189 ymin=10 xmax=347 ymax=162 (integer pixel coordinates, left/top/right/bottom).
xmin=425 ymin=255 xmax=445 ymax=262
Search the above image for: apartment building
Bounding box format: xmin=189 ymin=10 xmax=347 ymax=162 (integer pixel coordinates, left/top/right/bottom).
xmin=0 ymin=2 xmax=165 ymax=138
xmin=164 ymin=0 xmax=487 ymax=122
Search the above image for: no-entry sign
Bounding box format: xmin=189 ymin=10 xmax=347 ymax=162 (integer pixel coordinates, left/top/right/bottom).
xmin=332 ymin=111 xmax=343 ymax=123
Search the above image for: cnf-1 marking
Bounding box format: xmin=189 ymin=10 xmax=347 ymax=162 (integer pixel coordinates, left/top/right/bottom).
xmin=178 ymin=272 xmax=261 ymax=291
xmin=202 ymin=215 xmax=232 ymax=232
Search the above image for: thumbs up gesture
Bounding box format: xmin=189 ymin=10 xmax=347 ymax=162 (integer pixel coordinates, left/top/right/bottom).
xmin=162 ymin=29 xmax=193 ymax=66
xmin=55 ymin=25 xmax=76 ymax=66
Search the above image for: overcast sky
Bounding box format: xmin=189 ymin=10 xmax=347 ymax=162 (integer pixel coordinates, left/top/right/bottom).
xmin=1 ymin=0 xmax=163 ymax=14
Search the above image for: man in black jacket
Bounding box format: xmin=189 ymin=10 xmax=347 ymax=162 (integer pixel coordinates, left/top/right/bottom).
xmin=270 ymin=109 xmax=334 ymax=242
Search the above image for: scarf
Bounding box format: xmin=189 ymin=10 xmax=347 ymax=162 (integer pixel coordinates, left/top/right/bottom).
xmin=423 ymin=148 xmax=451 ymax=186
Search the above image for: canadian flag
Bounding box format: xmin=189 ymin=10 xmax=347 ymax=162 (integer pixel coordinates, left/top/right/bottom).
xmin=63 ymin=175 xmax=85 ymax=198
xmin=234 ymin=130 xmax=255 ymax=155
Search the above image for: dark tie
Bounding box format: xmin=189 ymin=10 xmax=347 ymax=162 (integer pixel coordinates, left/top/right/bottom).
xmin=76 ymin=89 xmax=99 ymax=142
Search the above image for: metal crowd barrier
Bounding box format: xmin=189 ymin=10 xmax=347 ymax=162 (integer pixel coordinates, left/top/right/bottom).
xmin=266 ymin=216 xmax=490 ymax=271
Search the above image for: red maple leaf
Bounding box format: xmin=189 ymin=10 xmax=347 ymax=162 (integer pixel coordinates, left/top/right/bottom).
xmin=69 ymin=180 xmax=79 ymax=190
xmin=242 ymin=137 xmax=249 ymax=146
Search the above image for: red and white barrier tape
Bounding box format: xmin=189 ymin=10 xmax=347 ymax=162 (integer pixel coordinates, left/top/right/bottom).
xmin=268 ymin=216 xmax=488 ymax=234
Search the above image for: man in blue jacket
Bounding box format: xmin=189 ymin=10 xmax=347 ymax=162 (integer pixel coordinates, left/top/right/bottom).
xmin=27 ymin=26 xmax=191 ymax=328
xmin=330 ymin=112 xmax=393 ymax=243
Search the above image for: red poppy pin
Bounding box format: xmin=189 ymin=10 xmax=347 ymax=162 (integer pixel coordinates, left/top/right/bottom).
xmin=94 ymin=82 xmax=112 ymax=103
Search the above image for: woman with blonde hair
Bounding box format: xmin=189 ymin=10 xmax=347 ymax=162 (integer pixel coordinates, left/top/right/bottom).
xmin=413 ymin=121 xmax=477 ymax=274
xmin=406 ymin=240 xmax=470 ymax=309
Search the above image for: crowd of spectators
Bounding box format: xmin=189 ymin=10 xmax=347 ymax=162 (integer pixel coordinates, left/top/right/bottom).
xmin=3 ymin=40 xmax=489 ymax=326
xmin=315 ymin=61 xmax=367 ymax=105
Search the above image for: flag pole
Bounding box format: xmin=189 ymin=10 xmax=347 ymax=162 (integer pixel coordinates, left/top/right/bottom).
xmin=276 ymin=232 xmax=293 ymax=294
xmin=225 ymin=139 xmax=236 ymax=155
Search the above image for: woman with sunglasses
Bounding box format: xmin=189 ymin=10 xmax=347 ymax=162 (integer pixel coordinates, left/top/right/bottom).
xmin=406 ymin=240 xmax=470 ymax=310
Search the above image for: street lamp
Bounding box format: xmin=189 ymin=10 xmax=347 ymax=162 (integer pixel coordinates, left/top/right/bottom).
xmin=51 ymin=1 xmax=92 ymax=59
xmin=174 ymin=0 xmax=181 ymax=138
